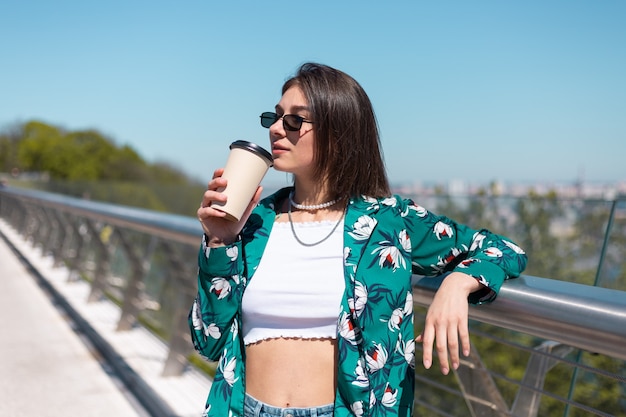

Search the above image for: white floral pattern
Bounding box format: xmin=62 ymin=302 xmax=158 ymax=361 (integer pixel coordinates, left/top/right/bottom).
xmin=352 ymin=358 xmax=370 ymax=388
xmin=225 ymin=246 xmax=238 ymax=261
xmin=348 ymin=215 xmax=377 ymax=240
xmin=209 ymin=277 xmax=231 ymax=299
xmin=485 ymin=247 xmax=503 ymax=258
xmin=504 ymin=239 xmax=525 ymax=254
xmin=381 ymin=384 xmax=398 ymax=407
xmin=339 ymin=312 xmax=359 ymax=345
xmin=397 ymin=335 xmax=415 ymax=368
xmin=351 ymin=401 xmax=364 ymax=417
xmin=433 ymin=220 xmax=454 ymax=240
xmin=372 ymin=243 xmax=406 ymax=271
xmin=205 ymin=323 xmax=221 ymax=339
xmin=398 ymin=229 xmax=411 ymax=252
xmin=470 ymin=232 xmax=486 ymax=251
xmin=348 ymin=281 xmax=368 ymax=318
xmin=218 ymin=351 xmax=238 ymax=387
xmin=385 ymin=308 xmax=405 ymax=331
xmin=366 ymin=343 xmax=388 ymax=372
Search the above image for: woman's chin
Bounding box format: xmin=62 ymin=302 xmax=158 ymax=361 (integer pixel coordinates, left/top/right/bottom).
xmin=271 ymin=163 xmax=291 ymax=174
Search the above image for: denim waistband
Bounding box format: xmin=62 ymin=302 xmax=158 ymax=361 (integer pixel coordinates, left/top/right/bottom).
xmin=244 ymin=393 xmax=334 ymax=417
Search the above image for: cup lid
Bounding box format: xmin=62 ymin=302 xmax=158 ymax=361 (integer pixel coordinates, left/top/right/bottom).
xmin=230 ymin=140 xmax=273 ymax=166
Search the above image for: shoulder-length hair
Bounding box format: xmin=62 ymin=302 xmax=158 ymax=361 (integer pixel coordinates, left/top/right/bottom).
xmin=282 ymin=63 xmax=391 ymax=199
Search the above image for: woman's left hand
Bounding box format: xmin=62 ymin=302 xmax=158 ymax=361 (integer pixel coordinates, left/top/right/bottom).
xmin=415 ymin=272 xmax=481 ymax=375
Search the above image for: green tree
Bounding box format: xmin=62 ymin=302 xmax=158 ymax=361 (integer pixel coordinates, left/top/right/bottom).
xmin=103 ymin=145 xmax=148 ymax=181
xmin=0 ymin=122 xmax=23 ymax=174
xmin=513 ymin=189 xmax=572 ymax=280
xmin=575 ymin=200 xmax=626 ymax=291
xmin=3 ymin=119 xmax=205 ymax=214
xmin=16 ymin=120 xmax=64 ymax=173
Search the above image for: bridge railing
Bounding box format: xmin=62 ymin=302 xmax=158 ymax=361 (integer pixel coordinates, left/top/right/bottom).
xmin=1 ymin=186 xmax=625 ymax=417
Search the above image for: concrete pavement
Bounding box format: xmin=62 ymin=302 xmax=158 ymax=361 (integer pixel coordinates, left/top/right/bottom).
xmin=0 ymin=230 xmax=148 ymax=417
xmin=0 ymin=219 xmax=212 ymax=417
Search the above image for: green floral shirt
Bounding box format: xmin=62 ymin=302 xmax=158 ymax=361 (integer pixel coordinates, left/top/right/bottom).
xmin=189 ymin=187 xmax=527 ymax=417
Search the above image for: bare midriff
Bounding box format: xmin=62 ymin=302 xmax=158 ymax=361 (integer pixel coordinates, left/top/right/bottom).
xmin=245 ymin=337 xmax=338 ymax=408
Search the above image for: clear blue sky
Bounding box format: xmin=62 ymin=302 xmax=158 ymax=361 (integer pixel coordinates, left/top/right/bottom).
xmin=1 ymin=0 xmax=624 ymax=188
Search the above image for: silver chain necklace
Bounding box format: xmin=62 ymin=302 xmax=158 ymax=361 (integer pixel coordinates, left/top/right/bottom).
xmin=288 ymin=200 xmax=344 ymax=247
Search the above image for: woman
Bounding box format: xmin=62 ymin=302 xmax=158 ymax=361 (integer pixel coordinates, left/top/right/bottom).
xmin=190 ymin=63 xmax=527 ymax=417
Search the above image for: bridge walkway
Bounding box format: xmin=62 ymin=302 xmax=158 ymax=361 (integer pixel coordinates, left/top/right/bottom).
xmin=0 ymin=220 xmax=211 ymax=417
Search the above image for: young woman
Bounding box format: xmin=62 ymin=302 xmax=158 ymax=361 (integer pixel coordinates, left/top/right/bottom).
xmin=190 ymin=63 xmax=527 ymax=417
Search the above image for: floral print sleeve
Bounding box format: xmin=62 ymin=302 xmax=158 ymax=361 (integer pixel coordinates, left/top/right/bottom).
xmin=189 ymin=234 xmax=245 ymax=361
xmin=399 ymin=197 xmax=527 ymax=303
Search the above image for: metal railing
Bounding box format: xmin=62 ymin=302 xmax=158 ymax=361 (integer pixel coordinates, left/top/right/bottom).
xmin=1 ymin=186 xmax=625 ymax=417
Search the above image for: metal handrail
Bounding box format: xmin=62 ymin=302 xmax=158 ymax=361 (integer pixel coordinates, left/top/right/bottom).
xmin=1 ymin=186 xmax=200 ymax=245
xmin=414 ymin=274 xmax=626 ymax=362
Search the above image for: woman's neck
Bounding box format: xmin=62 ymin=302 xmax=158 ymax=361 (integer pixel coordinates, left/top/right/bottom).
xmin=273 ymin=179 xmax=343 ymax=223
xmin=292 ymin=178 xmax=334 ymax=207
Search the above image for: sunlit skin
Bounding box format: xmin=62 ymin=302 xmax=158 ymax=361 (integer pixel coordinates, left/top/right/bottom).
xmin=196 ymin=85 xmax=484 ymax=407
xmin=245 ymin=338 xmax=339 ymax=407
xmin=268 ymin=87 xmax=316 ymax=177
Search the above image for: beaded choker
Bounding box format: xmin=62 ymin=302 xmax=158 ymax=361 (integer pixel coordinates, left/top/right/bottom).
xmin=288 ymin=191 xmax=338 ymax=211
xmin=288 ymin=200 xmax=345 ymax=247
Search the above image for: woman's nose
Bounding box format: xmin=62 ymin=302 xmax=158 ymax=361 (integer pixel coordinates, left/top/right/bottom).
xmin=269 ymin=117 xmax=284 ymax=136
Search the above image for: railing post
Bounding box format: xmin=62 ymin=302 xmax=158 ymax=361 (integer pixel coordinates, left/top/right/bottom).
xmin=511 ymin=341 xmax=573 ymax=417
xmin=58 ymin=211 xmax=76 ymax=270
xmin=36 ymin=207 xmax=57 ymax=257
xmin=28 ymin=204 xmax=51 ymax=247
xmin=15 ymin=200 xmax=32 ymax=238
xmin=49 ymin=209 xmax=68 ymax=267
xmin=115 ymin=231 xmax=156 ymax=331
xmin=454 ymin=341 xmax=510 ymax=417
xmin=159 ymin=240 xmax=195 ymax=377
xmin=64 ymin=215 xmax=87 ymax=282
xmin=84 ymin=220 xmax=112 ymax=303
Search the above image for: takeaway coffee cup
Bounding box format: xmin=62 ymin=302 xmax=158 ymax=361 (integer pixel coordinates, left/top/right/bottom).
xmin=211 ymin=140 xmax=274 ymax=222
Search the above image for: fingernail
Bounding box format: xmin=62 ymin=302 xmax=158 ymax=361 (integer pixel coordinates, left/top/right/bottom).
xmin=442 ymin=367 xmax=449 ymax=375
xmin=423 ymin=359 xmax=431 ymax=369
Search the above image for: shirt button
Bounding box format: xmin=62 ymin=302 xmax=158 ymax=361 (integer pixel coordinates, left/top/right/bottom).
xmin=286 ymin=414 xmax=293 ymax=417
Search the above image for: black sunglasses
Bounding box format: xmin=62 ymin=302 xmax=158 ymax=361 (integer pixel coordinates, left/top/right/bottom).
xmin=260 ymin=112 xmax=314 ymax=132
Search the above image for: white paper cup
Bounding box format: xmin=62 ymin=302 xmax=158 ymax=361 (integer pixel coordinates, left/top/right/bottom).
xmin=211 ymin=140 xmax=273 ymax=222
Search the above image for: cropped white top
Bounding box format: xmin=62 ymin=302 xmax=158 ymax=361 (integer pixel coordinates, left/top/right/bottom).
xmin=241 ymin=219 xmax=345 ymax=345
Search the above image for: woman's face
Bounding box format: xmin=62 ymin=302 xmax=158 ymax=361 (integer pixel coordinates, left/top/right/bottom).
xmin=268 ymin=86 xmax=316 ymax=178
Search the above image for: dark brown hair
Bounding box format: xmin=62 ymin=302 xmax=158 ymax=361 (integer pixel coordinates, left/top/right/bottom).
xmin=282 ymin=63 xmax=391 ymax=199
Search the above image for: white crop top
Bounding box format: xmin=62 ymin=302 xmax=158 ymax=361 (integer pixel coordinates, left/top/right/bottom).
xmin=241 ymin=219 xmax=345 ymax=345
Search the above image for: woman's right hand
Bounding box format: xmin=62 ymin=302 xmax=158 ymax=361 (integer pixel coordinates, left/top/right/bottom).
xmin=197 ymin=168 xmax=263 ymax=247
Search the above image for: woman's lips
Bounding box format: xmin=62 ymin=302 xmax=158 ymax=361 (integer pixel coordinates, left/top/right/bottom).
xmin=272 ymin=144 xmax=289 ymax=154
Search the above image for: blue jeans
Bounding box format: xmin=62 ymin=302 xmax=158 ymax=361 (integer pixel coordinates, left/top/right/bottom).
xmin=244 ymin=393 xmax=334 ymax=417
